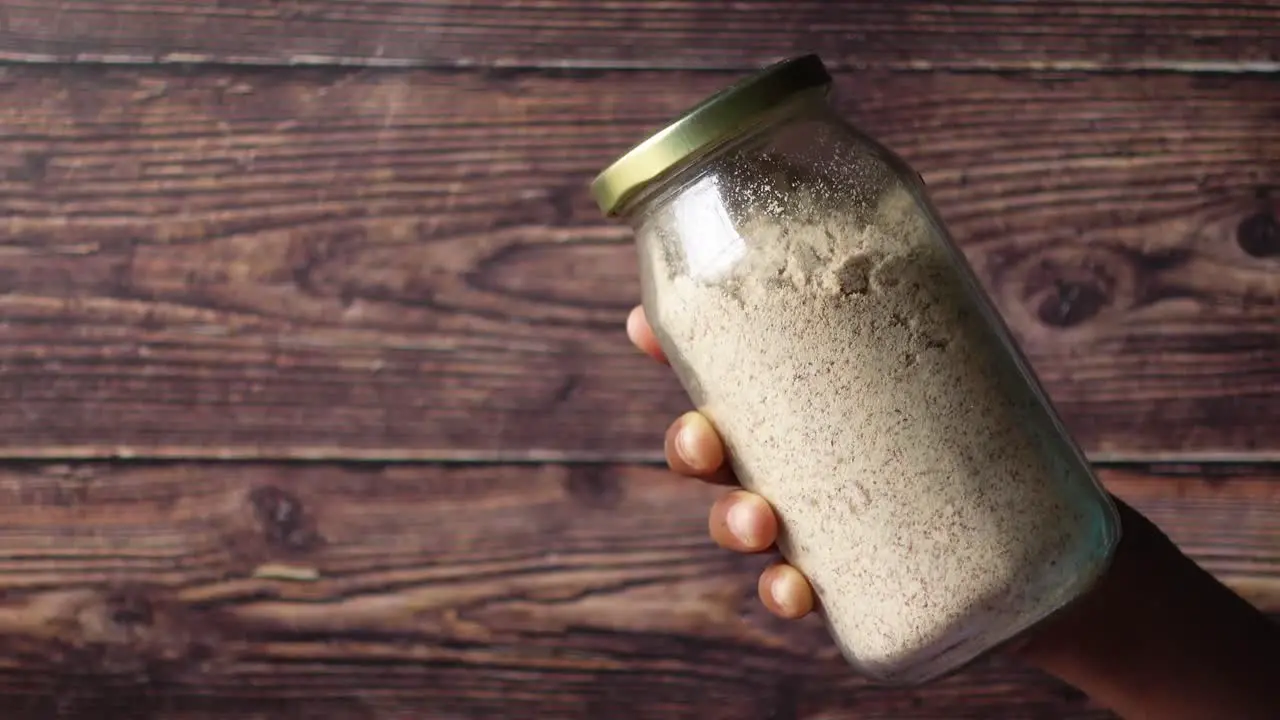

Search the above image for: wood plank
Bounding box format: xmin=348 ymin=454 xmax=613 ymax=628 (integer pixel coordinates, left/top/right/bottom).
xmin=0 ymin=66 xmax=1277 ymax=460
xmin=1 ymin=1 xmax=1278 ymax=70
xmin=0 ymin=461 xmax=1271 ymax=719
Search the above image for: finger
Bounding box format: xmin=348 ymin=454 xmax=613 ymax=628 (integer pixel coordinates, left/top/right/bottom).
xmin=759 ymin=562 xmax=814 ymax=620
xmin=665 ymin=412 xmax=736 ymax=485
xmin=626 ymin=306 xmax=669 ymax=365
xmin=709 ymin=490 xmax=777 ymax=553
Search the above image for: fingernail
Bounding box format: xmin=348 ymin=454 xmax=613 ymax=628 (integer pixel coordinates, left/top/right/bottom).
xmin=674 ymin=419 xmax=696 ymax=465
xmin=727 ymin=500 xmax=757 ymax=547
xmin=770 ymin=575 xmax=795 ymax=616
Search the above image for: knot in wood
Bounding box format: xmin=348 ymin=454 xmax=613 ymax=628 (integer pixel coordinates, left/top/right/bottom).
xmin=104 ymin=590 xmax=154 ymax=629
xmin=1019 ymin=246 xmax=1127 ymax=330
xmin=562 ymin=466 xmax=624 ymax=509
xmin=1036 ymin=278 xmax=1109 ymax=328
xmin=54 ymin=585 xmax=223 ymax=678
xmin=249 ymin=485 xmax=320 ymax=551
xmin=1237 ymin=211 xmax=1280 ymax=258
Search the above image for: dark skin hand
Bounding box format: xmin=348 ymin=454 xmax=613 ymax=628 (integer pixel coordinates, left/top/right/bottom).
xmin=627 ymin=305 xmax=1280 ymax=719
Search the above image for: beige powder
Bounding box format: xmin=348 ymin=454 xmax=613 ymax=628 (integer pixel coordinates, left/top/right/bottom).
xmin=645 ymin=182 xmax=1109 ymax=681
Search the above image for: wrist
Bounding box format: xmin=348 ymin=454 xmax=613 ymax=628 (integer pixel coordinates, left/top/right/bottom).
xmin=1011 ymin=498 xmax=1280 ymax=719
xmin=1010 ymin=498 xmax=1154 ymax=670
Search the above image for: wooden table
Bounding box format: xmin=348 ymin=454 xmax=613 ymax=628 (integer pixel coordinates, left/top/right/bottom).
xmin=0 ymin=2 xmax=1276 ymax=718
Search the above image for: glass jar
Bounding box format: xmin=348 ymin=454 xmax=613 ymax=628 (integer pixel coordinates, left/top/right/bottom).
xmin=590 ymin=55 xmax=1120 ymax=684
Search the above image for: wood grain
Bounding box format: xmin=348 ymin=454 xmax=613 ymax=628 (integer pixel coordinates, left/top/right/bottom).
xmin=0 ymin=66 xmax=1277 ymax=460
xmin=0 ymin=460 xmax=1270 ymax=719
xmin=0 ymin=1 xmax=1278 ymax=70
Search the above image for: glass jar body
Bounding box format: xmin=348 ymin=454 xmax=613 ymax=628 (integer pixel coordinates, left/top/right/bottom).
xmin=625 ymin=98 xmax=1120 ymax=684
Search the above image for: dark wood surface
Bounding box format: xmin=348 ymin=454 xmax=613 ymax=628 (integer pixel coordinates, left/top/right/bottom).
xmin=0 ymin=461 xmax=1271 ymax=720
xmin=0 ymin=66 xmax=1276 ymax=460
xmin=1 ymin=1 xmax=1278 ymax=70
xmin=0 ymin=2 xmax=1277 ymax=718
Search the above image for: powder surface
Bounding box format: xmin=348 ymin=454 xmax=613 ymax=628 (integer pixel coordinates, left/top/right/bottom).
xmin=644 ymin=179 xmax=1112 ymax=681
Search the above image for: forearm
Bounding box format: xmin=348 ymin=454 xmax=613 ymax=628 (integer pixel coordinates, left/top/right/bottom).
xmin=1014 ymin=499 xmax=1280 ymax=719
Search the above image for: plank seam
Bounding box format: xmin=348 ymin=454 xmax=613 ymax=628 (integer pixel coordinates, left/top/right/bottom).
xmin=1 ymin=53 xmax=1279 ymax=75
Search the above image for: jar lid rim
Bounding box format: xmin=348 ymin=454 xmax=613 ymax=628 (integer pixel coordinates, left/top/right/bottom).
xmin=590 ymin=54 xmax=833 ymax=216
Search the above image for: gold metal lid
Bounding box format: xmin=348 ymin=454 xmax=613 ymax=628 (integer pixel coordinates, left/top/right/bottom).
xmin=590 ymin=54 xmax=833 ymax=216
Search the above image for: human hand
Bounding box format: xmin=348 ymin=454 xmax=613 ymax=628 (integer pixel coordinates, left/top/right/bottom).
xmin=626 ymin=305 xmax=815 ymax=621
